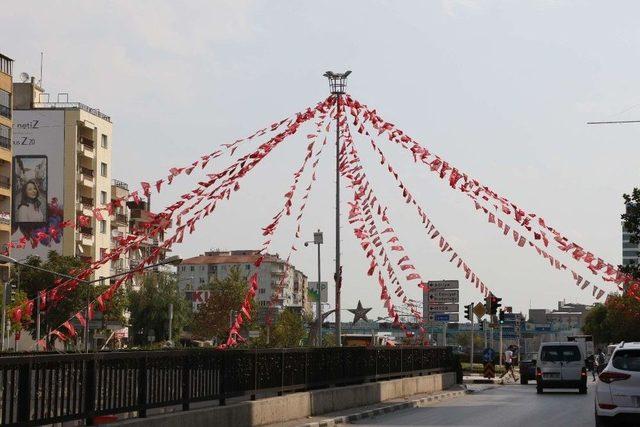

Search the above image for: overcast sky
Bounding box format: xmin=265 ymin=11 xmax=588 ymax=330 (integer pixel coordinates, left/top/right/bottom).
xmin=4 ymin=1 xmax=640 ymax=319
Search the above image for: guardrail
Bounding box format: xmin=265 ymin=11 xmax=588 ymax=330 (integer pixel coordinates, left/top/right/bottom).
xmin=0 ymin=346 xmax=457 ymax=426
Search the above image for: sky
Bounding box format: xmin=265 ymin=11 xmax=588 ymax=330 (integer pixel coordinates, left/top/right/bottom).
xmin=3 ymin=0 xmax=640 ymax=319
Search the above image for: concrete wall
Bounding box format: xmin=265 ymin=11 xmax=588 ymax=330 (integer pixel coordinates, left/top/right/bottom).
xmin=118 ymin=372 xmax=456 ymax=427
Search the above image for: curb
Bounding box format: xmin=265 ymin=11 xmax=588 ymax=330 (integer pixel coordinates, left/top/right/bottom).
xmin=299 ymin=389 xmax=468 ymax=427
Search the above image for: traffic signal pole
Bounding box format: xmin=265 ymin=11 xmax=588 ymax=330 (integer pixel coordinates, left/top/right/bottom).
xmin=470 ymin=303 xmax=474 ymax=372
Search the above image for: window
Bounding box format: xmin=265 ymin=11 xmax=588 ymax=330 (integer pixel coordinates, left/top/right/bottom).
xmin=0 ymin=124 xmax=9 ymax=149
xmin=100 ymin=248 xmax=107 ymax=259
xmin=101 ymin=134 xmax=108 ymax=149
xmin=245 ymin=264 xmax=251 ymax=271
xmin=259 ymin=288 xmax=265 ymax=294
xmin=190 ymin=266 xmax=195 ymax=272
xmin=0 ymin=89 xmax=10 ymax=119
xmin=540 ymin=346 xmax=581 ymax=362
xmin=0 ymin=57 xmax=12 ymax=76
xmin=100 ymin=162 xmax=108 ymax=177
xmin=100 ymin=220 xmax=106 ymax=234
xmin=612 ymin=350 xmax=640 ymax=372
xmin=100 ymin=191 xmax=107 ymax=205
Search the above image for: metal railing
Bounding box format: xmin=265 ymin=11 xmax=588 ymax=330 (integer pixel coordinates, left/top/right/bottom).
xmin=32 ymin=102 xmax=111 ymax=122
xmin=112 ymin=179 xmax=129 ymax=191
xmin=0 ymin=346 xmax=457 ymax=426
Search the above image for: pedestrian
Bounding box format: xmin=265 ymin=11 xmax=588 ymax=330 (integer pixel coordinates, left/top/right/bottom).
xmin=585 ymin=354 xmax=596 ymax=380
xmin=595 ymin=348 xmax=606 ymax=377
xmin=500 ymin=345 xmax=518 ymax=383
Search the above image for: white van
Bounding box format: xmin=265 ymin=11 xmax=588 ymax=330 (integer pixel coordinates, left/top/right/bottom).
xmin=536 ymin=341 xmax=588 ymax=394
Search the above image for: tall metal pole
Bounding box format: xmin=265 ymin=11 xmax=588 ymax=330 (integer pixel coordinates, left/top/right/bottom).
xmin=84 ymin=294 xmax=90 ymax=353
xmin=470 ymin=303 xmax=475 ymax=371
xmin=499 ymin=324 xmax=503 ymax=368
xmin=335 ymin=92 xmax=342 ymax=347
xmin=168 ymin=303 xmax=174 ymax=343
xmin=316 ymin=239 xmax=322 ymax=347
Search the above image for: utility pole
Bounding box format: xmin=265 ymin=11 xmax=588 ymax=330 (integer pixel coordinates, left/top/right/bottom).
xmin=499 ymin=323 xmax=503 ymax=368
xmin=314 ymin=231 xmax=323 ymax=346
xmin=35 ymin=294 xmax=41 ymax=351
xmin=470 ymin=303 xmax=475 ymax=372
xmin=324 ymin=70 xmax=351 ymax=347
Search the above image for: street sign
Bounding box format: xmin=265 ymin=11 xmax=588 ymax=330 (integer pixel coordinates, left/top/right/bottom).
xmin=473 ymin=303 xmax=486 ymax=318
xmin=428 ymin=303 xmax=459 ymax=312
xmin=308 ymin=281 xmax=328 ymax=302
xmin=428 ymin=290 xmax=459 ymax=302
xmin=429 ymin=313 xmax=459 ymax=322
xmin=248 ymin=330 xmax=260 ymax=338
xmin=427 ymin=280 xmax=459 ymax=290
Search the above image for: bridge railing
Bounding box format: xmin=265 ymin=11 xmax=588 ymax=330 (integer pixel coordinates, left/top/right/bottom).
xmin=0 ymin=346 xmax=457 ymax=426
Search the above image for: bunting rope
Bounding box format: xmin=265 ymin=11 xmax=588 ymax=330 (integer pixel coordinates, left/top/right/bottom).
xmin=345 ymin=95 xmax=639 ymax=300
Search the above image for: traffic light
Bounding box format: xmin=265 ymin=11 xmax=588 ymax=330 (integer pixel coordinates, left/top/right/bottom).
xmin=499 ymin=309 xmax=505 ymax=324
xmin=484 ymin=294 xmax=492 ymax=314
xmin=487 ymin=294 xmax=502 ymax=315
xmin=479 ymin=321 xmax=484 ymax=331
xmin=464 ymin=303 xmax=473 ymax=321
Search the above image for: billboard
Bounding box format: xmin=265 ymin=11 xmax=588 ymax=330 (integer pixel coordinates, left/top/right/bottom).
xmin=307 ymin=281 xmax=328 ymax=303
xmin=12 ymin=110 xmax=65 ymax=258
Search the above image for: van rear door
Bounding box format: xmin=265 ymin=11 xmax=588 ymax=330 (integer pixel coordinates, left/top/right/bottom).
xmin=558 ymin=345 xmax=583 ymax=381
xmin=539 ymin=345 xmax=563 ymax=381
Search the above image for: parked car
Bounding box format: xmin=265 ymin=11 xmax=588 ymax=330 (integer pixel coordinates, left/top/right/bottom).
xmin=595 ymin=342 xmax=640 ymax=426
xmin=519 ymin=352 xmax=538 ymax=384
xmin=536 ymin=342 xmax=587 ymax=394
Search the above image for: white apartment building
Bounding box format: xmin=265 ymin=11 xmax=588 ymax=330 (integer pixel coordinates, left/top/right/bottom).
xmin=178 ymin=250 xmax=310 ymax=314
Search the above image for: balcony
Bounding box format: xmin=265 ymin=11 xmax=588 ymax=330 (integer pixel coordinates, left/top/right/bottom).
xmin=77 ymin=167 xmax=94 ymax=188
xmin=77 ymin=137 xmax=95 ymax=159
xmin=75 ymin=226 xmax=93 ymax=247
xmin=0 ymin=135 xmax=9 ymax=151
xmin=0 ymin=211 xmax=9 ymax=231
xmin=113 ymin=213 xmax=127 ymax=225
xmin=76 ymin=196 xmax=93 ymax=216
xmin=0 ymin=175 xmax=9 ymax=190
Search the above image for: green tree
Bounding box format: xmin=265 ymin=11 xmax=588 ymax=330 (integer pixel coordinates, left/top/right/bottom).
xmin=9 ymin=252 xmax=126 ymax=343
xmin=128 ymin=273 xmax=190 ymax=345
xmin=270 ymin=308 xmax=306 ymax=348
xmin=583 ymin=293 xmax=640 ymax=345
xmin=192 ymin=266 xmax=253 ymax=342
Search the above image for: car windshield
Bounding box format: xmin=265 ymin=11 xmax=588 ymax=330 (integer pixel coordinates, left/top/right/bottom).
xmin=612 ymin=350 xmax=640 ymax=372
xmin=540 ymin=346 xmax=581 ymax=362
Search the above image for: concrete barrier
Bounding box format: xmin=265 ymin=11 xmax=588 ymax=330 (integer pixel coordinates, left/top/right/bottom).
xmin=118 ymin=372 xmax=456 ymax=427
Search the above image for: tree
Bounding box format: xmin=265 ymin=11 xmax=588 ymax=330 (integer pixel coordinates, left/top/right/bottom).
xmin=621 ymin=189 xmax=640 ymax=280
xmin=583 ymin=293 xmax=640 ymax=345
xmin=128 ymin=272 xmax=190 ymax=345
xmin=269 ymin=308 xmax=306 ymax=348
xmin=192 ymin=266 xmax=254 ymax=342
xmin=9 ymin=252 xmax=126 ymax=343
xmin=454 ymin=331 xmax=484 ymax=350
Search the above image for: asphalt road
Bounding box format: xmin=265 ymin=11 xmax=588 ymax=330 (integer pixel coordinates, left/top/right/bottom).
xmin=355 ymin=381 xmax=597 ymax=426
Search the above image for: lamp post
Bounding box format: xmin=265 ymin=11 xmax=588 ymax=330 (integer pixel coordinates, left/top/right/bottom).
xmin=0 ymin=254 xmax=181 ymax=351
xmin=305 ymin=229 xmax=323 ymax=346
xmin=323 ymin=70 xmax=351 ymax=347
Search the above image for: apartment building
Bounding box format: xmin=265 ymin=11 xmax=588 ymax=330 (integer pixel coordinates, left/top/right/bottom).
xmin=178 ymin=250 xmax=310 ymax=315
xmin=622 ymin=203 xmax=639 ymax=267
xmin=12 ymin=78 xmax=112 ymax=279
xmin=110 ymin=178 xmax=170 ymax=289
xmin=0 ymin=54 xmax=13 ymax=282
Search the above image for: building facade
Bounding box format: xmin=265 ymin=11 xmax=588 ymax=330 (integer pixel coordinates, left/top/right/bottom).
xmin=622 ymin=203 xmax=639 ymax=267
xmin=12 ymin=79 xmax=112 ymax=279
xmin=0 ymin=54 xmax=13 ymax=282
xmin=109 ymin=178 xmax=170 ymax=289
xmin=178 ymin=250 xmax=310 ymax=315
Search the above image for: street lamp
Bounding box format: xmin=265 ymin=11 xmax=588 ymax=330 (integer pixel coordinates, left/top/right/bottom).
xmin=0 ymin=253 xmax=182 ymax=351
xmin=323 ymin=70 xmax=351 ymax=347
xmin=304 ymin=229 xmax=323 ymax=346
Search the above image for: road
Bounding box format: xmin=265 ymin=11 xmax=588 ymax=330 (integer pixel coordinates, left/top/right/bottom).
xmin=355 ymin=382 xmax=596 ymax=426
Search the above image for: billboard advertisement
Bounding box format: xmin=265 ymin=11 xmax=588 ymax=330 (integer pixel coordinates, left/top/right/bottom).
xmin=12 ymin=110 xmax=65 ymax=258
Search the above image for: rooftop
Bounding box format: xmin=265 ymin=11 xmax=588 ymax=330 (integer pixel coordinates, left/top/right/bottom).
xmin=181 ymin=251 xmax=282 ymax=266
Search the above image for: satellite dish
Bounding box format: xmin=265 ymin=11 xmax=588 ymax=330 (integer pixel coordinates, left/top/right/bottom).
xmin=20 ymin=72 xmax=30 ymax=83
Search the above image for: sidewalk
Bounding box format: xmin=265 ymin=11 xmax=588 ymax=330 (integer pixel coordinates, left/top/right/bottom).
xmin=266 ymin=386 xmax=469 ymax=427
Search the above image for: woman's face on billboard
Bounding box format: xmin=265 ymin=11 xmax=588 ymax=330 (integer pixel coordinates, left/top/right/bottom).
xmin=26 ymin=182 xmax=38 ymax=199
